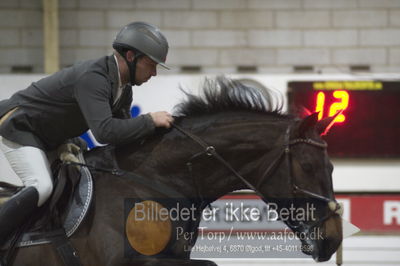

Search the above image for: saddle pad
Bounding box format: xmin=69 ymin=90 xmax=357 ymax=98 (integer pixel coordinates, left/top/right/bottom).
xmin=8 ymin=152 xmax=93 ymax=248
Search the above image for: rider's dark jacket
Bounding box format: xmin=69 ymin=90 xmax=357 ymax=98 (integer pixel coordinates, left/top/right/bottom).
xmin=0 ymin=55 xmax=155 ymax=151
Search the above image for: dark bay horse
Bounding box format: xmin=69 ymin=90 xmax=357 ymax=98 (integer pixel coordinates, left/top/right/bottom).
xmin=11 ymin=77 xmax=342 ymax=265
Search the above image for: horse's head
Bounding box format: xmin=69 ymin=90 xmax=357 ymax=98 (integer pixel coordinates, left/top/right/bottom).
xmin=134 ymin=77 xmax=342 ymax=261
xmin=257 ymin=112 xmax=342 ymax=261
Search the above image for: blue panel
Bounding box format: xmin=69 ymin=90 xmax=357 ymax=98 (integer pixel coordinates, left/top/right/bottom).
xmin=80 ymin=132 xmax=95 ymax=149
xmin=131 ymin=105 xmax=141 ymax=117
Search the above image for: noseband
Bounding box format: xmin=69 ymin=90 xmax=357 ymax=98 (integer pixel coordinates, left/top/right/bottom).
xmin=172 ymin=123 xmax=341 ymax=228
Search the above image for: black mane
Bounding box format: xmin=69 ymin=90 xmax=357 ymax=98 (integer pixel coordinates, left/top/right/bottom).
xmin=174 ymin=76 xmax=285 ymax=118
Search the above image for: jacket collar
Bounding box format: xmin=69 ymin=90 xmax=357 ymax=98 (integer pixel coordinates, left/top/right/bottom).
xmin=107 ymin=55 xmax=120 ymax=101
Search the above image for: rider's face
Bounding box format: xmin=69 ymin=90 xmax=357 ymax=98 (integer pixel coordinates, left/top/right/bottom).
xmin=134 ymin=55 xmax=158 ymax=85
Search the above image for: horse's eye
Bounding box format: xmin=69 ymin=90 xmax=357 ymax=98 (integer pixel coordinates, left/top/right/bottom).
xmin=301 ymin=162 xmax=313 ymax=172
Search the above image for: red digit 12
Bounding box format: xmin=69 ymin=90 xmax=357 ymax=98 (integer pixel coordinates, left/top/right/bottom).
xmin=315 ymin=90 xmax=349 ymax=123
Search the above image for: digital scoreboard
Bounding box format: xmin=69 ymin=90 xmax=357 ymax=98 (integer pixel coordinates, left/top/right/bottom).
xmin=288 ymin=80 xmax=400 ymax=158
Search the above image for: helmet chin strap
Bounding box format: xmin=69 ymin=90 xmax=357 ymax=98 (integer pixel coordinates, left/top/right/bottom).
xmin=119 ymin=49 xmax=143 ymax=86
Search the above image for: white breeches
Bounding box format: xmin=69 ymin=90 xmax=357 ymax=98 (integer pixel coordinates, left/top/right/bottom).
xmin=0 ymin=136 xmax=53 ymax=206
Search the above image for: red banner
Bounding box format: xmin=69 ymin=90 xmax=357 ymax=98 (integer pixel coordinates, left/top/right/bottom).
xmin=216 ymin=194 xmax=400 ymax=233
xmin=336 ymin=194 xmax=400 ymax=232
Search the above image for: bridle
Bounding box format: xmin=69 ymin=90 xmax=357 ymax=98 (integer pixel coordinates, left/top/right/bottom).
xmin=172 ymin=122 xmax=342 ymax=229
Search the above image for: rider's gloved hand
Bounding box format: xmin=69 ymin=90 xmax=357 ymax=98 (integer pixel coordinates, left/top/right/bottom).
xmin=149 ymin=111 xmax=174 ymax=128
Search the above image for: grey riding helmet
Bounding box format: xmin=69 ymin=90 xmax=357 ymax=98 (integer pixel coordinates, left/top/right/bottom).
xmin=112 ymin=22 xmax=169 ymax=84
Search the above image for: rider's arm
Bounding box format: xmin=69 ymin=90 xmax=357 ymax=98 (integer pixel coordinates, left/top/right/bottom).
xmin=74 ymin=72 xmax=155 ymax=145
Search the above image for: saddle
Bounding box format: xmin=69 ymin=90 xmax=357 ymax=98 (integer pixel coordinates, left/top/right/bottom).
xmin=0 ymin=146 xmax=94 ymax=266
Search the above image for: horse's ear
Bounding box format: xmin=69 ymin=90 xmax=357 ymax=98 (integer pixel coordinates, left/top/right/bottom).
xmin=299 ymin=106 xmax=312 ymax=118
xmin=316 ymin=111 xmax=342 ymax=136
xmin=298 ymin=112 xmax=319 ymax=136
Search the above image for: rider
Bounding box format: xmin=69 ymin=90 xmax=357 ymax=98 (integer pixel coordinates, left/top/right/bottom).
xmin=0 ymin=21 xmax=174 ymax=247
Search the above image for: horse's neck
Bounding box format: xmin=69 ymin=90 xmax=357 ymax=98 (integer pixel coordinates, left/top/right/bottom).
xmin=116 ymin=113 xmax=290 ymax=201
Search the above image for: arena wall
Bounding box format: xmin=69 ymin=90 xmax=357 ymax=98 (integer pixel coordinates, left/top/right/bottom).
xmin=0 ymin=0 xmax=400 ymax=74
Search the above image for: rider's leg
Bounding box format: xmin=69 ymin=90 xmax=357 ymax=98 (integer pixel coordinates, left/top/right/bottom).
xmin=0 ymin=136 xmax=53 ymax=246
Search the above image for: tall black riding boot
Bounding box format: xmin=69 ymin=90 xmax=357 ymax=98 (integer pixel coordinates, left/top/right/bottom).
xmin=0 ymin=186 xmax=39 ymax=247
